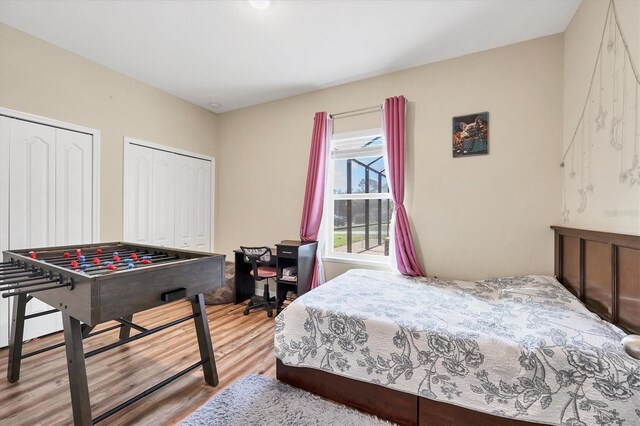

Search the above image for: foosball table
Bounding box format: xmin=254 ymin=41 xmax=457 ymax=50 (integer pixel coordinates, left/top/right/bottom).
xmin=1 ymin=242 xmax=225 ymax=425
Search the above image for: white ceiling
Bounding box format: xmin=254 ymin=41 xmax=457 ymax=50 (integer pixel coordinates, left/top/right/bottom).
xmin=0 ymin=0 xmax=580 ymax=112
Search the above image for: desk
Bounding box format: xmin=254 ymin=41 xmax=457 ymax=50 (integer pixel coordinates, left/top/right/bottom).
xmin=234 ymin=240 xmax=317 ymax=311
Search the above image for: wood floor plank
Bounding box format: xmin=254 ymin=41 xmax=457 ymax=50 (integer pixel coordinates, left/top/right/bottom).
xmin=0 ymin=301 xmax=276 ymax=425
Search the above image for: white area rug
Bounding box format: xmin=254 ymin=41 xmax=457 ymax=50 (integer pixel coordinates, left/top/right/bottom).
xmin=180 ymin=374 xmax=394 ymax=426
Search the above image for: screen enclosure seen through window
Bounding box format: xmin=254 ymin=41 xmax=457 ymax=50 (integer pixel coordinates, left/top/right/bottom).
xmin=326 ymin=129 xmax=392 ymax=261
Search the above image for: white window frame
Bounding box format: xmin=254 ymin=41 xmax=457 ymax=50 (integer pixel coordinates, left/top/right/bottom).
xmin=325 ymin=128 xmax=391 ymax=264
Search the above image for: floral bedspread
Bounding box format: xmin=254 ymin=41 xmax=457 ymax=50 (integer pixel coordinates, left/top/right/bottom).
xmin=274 ymin=269 xmax=640 ymax=425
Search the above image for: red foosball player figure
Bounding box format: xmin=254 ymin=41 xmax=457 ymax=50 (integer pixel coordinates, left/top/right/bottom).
xmin=132 ymin=253 xmax=138 ymax=260
xmin=96 ymin=248 xmax=103 ymax=255
xmin=28 ymin=251 xmax=37 ymax=259
xmin=93 ymin=257 xmax=101 ymax=265
xmin=63 ymin=252 xmax=70 ymax=258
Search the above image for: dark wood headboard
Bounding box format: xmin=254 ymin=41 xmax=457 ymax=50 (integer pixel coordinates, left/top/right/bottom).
xmin=551 ymin=226 xmax=639 ymax=334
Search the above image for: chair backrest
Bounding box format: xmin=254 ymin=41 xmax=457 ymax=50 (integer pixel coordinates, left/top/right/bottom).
xmin=240 ymin=247 xmax=273 ymax=282
xmin=240 ymin=246 xmax=272 ymax=264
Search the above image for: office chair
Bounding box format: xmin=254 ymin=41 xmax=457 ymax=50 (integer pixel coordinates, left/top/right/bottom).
xmin=240 ymin=246 xmax=277 ymax=317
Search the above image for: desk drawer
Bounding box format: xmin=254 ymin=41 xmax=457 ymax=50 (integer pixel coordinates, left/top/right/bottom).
xmin=277 ymin=246 xmax=298 ymax=259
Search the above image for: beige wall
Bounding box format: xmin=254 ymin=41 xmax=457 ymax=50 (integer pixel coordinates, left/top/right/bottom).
xmin=562 ymin=0 xmax=640 ymax=235
xmin=0 ymin=23 xmax=219 ymax=242
xmin=218 ymin=34 xmax=564 ymax=281
xmin=0 ymin=22 xmax=569 ymax=282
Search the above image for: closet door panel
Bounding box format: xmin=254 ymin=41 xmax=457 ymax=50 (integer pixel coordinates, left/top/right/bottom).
xmin=125 ymin=144 xmax=154 ymax=243
xmin=152 ymin=149 xmax=175 ymax=247
xmin=123 ymin=142 xmax=212 ymax=254
xmin=0 ymin=299 xmax=6 ymax=349
xmin=0 ymin=118 xmax=9 ymax=254
xmin=193 ymin=158 xmax=211 ymax=252
xmin=55 ymin=128 xmax=93 ymax=245
xmin=9 ymin=119 xmax=56 ymax=249
xmin=0 ymin=117 xmax=10 ymax=348
xmin=174 ymin=155 xmax=195 ymax=249
xmin=7 ymin=118 xmax=60 ymax=341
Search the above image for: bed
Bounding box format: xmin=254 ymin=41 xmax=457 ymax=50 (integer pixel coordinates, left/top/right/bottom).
xmin=274 ymin=227 xmax=640 ymax=425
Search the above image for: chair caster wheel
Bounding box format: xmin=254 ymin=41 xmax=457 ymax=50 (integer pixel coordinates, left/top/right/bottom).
xmin=267 ymin=310 xmax=273 ymax=318
xmin=243 ymin=308 xmax=250 ymax=315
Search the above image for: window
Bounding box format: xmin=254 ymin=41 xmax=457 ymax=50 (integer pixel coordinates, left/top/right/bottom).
xmin=326 ymin=129 xmax=392 ymax=261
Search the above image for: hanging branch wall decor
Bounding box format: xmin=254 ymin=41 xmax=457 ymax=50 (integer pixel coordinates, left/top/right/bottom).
xmin=561 ymin=0 xmax=640 ymax=223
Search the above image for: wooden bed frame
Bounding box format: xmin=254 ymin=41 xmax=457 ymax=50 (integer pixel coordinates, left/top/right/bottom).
xmin=276 ymin=226 xmax=640 ymax=425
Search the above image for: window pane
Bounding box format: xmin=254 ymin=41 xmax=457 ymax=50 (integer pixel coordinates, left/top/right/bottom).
xmin=364 ymin=136 xmax=383 ymax=146
xmin=333 ymin=156 xmax=389 ymax=194
xmin=333 ymin=199 xmax=393 ymax=256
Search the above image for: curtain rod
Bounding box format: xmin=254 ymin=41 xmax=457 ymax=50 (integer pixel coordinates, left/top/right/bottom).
xmin=329 ymin=105 xmax=382 ymax=119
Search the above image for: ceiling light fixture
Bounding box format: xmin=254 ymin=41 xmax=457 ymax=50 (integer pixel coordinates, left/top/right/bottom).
xmin=249 ymin=0 xmax=271 ymax=10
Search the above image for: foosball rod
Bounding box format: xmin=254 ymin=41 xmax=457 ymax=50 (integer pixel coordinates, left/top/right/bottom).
xmin=0 ymin=264 xmax=29 ymax=271
xmin=78 ymin=254 xmax=173 ymax=270
xmin=77 ymin=253 xmax=170 ymax=273
xmin=37 ymin=246 xmax=134 ymax=262
xmin=0 ymin=274 xmax=52 ymax=288
xmin=42 ymin=244 xmax=128 ymax=255
xmin=0 ymin=271 xmax=33 ymax=279
xmin=0 ymin=265 xmax=38 ymax=273
xmin=81 ymin=255 xmax=179 ymax=275
xmin=41 ymin=249 xmax=141 ymax=265
xmin=0 ymin=264 xmax=32 ymax=271
xmin=0 ymin=269 xmax=41 ymax=279
xmin=42 ymin=253 xmax=143 ymax=268
xmin=0 ymin=277 xmax=61 ymax=291
xmin=0 ymin=262 xmax=24 ymax=269
xmin=41 ymin=251 xmax=147 ymax=268
xmin=1 ymin=281 xmax=69 ymax=298
xmin=0 ymin=274 xmax=56 ymax=286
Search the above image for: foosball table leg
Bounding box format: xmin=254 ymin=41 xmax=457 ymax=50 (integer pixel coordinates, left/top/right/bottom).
xmin=119 ymin=314 xmax=133 ymax=340
xmin=191 ymin=293 xmax=219 ymax=386
xmin=62 ymin=313 xmax=92 ymax=426
xmin=7 ymin=293 xmax=27 ymax=383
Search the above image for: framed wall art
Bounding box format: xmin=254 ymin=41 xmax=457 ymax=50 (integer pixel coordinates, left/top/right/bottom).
xmin=452 ymin=112 xmax=488 ymax=157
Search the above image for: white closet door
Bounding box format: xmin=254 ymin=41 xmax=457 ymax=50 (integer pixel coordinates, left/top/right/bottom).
xmin=55 ymin=128 xmax=93 ymax=245
xmin=124 ymin=140 xmax=212 ymax=253
xmin=9 ymin=119 xmax=56 ymax=249
xmin=6 ymin=118 xmax=61 ymax=340
xmin=0 ymin=117 xmax=10 ymax=348
xmin=193 ymin=158 xmax=211 ymax=252
xmin=151 ymin=149 xmax=175 ymax=247
xmin=125 ymin=144 xmax=154 ymax=243
xmin=0 ymin=118 xmax=9 ymax=254
xmin=0 ymin=297 xmax=6 ymax=348
xmin=174 ymin=155 xmax=196 ymax=249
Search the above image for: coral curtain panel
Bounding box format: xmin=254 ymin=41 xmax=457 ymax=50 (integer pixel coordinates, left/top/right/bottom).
xmin=383 ymin=96 xmax=425 ymax=276
xmin=300 ymin=112 xmax=329 ymax=288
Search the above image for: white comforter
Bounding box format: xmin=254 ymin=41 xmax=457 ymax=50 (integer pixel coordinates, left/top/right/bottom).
xmin=274 ymin=269 xmax=640 ymax=426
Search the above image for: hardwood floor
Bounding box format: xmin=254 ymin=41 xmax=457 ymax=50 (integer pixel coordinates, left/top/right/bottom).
xmin=0 ymin=301 xmax=276 ymax=425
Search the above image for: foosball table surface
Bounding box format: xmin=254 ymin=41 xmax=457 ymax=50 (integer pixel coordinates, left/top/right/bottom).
xmin=2 ymin=242 xmax=225 ymax=326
